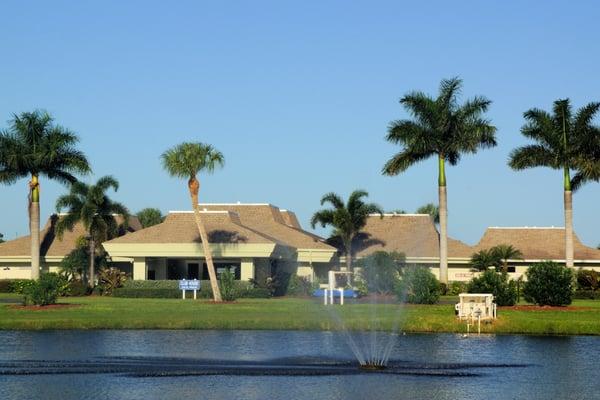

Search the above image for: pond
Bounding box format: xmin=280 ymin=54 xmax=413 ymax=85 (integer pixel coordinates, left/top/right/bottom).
xmin=0 ymin=330 xmax=598 ymax=400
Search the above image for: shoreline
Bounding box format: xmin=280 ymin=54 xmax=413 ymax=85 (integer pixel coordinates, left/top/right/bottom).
xmin=1 ymin=295 xmax=600 ymax=335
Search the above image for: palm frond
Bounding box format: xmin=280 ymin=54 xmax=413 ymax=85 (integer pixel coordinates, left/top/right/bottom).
xmin=508 ymin=144 xmax=558 ymax=170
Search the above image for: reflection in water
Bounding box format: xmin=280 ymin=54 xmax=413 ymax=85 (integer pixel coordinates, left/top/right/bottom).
xmin=0 ymin=331 xmax=598 ymax=400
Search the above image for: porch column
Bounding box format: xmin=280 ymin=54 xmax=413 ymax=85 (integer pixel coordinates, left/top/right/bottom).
xmin=240 ymin=258 xmax=255 ymax=281
xmin=133 ymin=257 xmax=148 ymax=280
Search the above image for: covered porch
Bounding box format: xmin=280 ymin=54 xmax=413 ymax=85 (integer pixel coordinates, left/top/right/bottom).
xmin=129 ymin=257 xmax=261 ymax=281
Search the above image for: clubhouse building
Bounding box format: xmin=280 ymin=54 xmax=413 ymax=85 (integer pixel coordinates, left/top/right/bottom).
xmin=1 ymin=203 xmax=600 ymax=282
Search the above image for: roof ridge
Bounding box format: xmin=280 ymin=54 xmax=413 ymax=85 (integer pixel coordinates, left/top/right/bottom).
xmin=488 ymin=226 xmax=565 ymax=229
xmin=370 ymin=213 xmax=432 ymax=217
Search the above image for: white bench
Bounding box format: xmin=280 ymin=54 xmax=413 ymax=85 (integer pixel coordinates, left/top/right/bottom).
xmin=455 ymin=293 xmax=496 ymax=320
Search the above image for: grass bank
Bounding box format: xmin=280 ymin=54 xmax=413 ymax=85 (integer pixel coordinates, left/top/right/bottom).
xmin=1 ymin=294 xmax=600 ymax=335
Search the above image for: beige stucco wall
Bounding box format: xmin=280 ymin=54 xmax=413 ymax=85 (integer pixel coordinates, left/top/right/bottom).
xmin=0 ymin=260 xmax=62 ymax=280
xmin=240 ymin=258 xmax=255 ymax=281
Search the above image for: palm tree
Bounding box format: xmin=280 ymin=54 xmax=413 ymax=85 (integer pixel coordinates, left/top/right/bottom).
xmin=161 ymin=142 xmax=224 ymax=302
xmin=491 ymin=244 xmax=523 ymax=273
xmin=137 ymin=208 xmax=164 ymax=228
xmin=469 ymin=249 xmax=501 ymax=272
xmin=509 ymin=99 xmax=600 ymax=268
xmin=383 ymin=78 xmax=497 ymax=283
xmin=0 ymin=111 xmax=90 ymax=279
xmin=0 ymin=233 xmax=4 ymax=244
xmin=311 ymin=190 xmax=383 ymax=272
xmin=416 ymin=203 xmax=440 ymax=224
xmin=55 ymin=176 xmax=130 ymax=287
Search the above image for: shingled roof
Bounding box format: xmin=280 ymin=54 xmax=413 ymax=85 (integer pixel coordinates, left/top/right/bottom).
xmin=196 ymin=204 xmax=334 ymax=250
xmin=106 ymin=211 xmax=275 ymax=245
xmin=473 ymin=227 xmax=600 ymax=261
xmin=353 ymin=214 xmax=473 ymax=259
xmin=0 ymin=215 xmax=141 ymax=258
xmin=104 ymin=204 xmax=336 ymax=252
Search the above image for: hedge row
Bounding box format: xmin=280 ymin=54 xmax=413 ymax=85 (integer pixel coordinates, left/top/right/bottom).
xmin=114 ymin=280 xmax=271 ymax=299
xmin=573 ymin=290 xmax=600 ymax=300
xmin=112 ymin=288 xmax=182 ymax=298
xmin=0 ymin=279 xmax=35 ymax=294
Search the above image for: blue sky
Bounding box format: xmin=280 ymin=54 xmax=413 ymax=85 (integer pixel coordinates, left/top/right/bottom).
xmin=1 ymin=0 xmax=599 ymax=247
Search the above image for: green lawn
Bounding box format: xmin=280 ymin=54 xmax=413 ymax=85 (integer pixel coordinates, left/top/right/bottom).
xmin=1 ymin=293 xmax=600 ymax=335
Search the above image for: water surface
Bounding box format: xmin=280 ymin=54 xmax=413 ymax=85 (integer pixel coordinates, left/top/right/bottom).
xmin=0 ymin=330 xmax=598 ymax=400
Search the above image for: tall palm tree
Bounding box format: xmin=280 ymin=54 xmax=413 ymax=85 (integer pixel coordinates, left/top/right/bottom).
xmin=55 ymin=176 xmax=130 ymax=287
xmin=383 ymin=78 xmax=497 ymax=283
xmin=491 ymin=244 xmax=523 ymax=273
xmin=416 ymin=203 xmax=440 ymax=224
xmin=509 ymin=99 xmax=600 ymax=268
xmin=311 ymin=190 xmax=383 ymax=272
xmin=162 ymin=142 xmax=224 ymax=302
xmin=0 ymin=111 xmax=90 ymax=279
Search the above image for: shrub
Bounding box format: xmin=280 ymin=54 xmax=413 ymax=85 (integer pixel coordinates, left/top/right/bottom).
xmin=467 ymin=270 xmax=517 ymax=306
xmin=449 ymin=281 xmax=467 ymax=296
xmin=286 ymin=274 xmax=318 ymax=297
xmin=219 ymin=270 xmax=237 ymax=301
xmin=357 ymin=251 xmax=403 ymax=295
xmin=8 ymin=279 xmax=36 ymax=294
xmin=112 ymin=288 xmax=181 ymax=298
xmin=98 ymin=267 xmax=129 ymax=295
xmin=59 ymin=247 xmax=87 ymax=281
xmin=354 ymin=279 xmax=368 ymax=297
xmin=122 ymin=280 xmax=180 ymax=289
xmin=66 ymin=280 xmax=89 ymax=296
xmin=573 ymin=290 xmax=600 ymax=300
xmin=576 ymin=269 xmax=600 ymax=291
xmin=438 ymin=282 xmax=448 ymax=295
xmin=249 ymin=271 xmax=289 ymax=297
xmin=113 ymin=279 xmax=271 ymax=299
xmin=0 ymin=280 xmax=14 ymax=293
xmin=523 ymin=261 xmax=573 ymax=306
xmin=23 ymin=273 xmax=63 ymax=306
xmin=396 ymin=267 xmax=440 ymax=304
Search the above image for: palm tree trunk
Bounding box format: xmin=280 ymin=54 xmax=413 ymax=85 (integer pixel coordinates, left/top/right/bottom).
xmin=343 ymin=239 xmax=352 ymax=272
xmin=438 ymin=155 xmax=448 ymax=284
xmin=562 ymin=109 xmax=574 ymax=269
xmin=189 ymin=177 xmax=222 ymax=302
xmin=564 ymin=189 xmax=574 ymax=268
xmin=88 ymin=235 xmax=96 ymax=287
xmin=29 ymin=174 xmax=40 ymax=280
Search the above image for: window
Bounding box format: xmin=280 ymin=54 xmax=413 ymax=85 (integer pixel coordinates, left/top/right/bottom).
xmin=203 ymin=262 xmax=241 ymax=280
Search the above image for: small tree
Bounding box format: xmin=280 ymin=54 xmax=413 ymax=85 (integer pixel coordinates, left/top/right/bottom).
xmin=311 ymin=190 xmax=383 ymax=271
xmin=523 ymin=261 xmax=573 ymax=306
xmin=55 ymin=176 xmax=129 ymax=287
xmin=219 ymin=270 xmax=237 ymax=301
xmin=23 ymin=273 xmax=64 ymax=306
xmin=491 ymin=244 xmax=523 ymax=273
xmin=396 ymin=266 xmax=440 ymax=304
xmin=0 ymin=233 xmax=4 ymax=243
xmin=136 ymin=208 xmax=164 ymax=228
xmin=469 ymin=249 xmax=501 ymax=271
xmin=356 ymin=251 xmax=405 ymax=294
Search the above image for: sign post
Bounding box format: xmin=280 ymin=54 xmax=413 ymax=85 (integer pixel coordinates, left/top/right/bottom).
xmin=179 ymin=279 xmax=201 ymax=299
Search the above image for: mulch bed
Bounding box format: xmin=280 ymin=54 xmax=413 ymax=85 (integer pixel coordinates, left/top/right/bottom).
xmin=8 ymin=303 xmax=81 ymax=311
xmin=499 ymin=305 xmax=594 ymax=312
